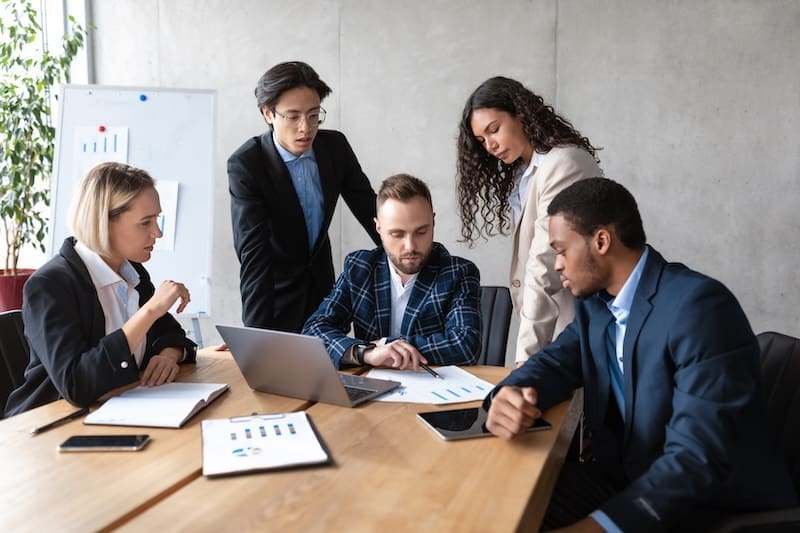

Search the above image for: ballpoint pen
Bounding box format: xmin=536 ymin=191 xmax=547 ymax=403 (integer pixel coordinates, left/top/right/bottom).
xmin=30 ymin=407 xmax=90 ymax=435
xmin=419 ymin=362 xmax=443 ymax=380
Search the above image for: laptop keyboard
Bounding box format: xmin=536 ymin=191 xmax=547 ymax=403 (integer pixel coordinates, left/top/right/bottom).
xmin=344 ymin=386 xmax=375 ymax=402
xmin=339 ymin=374 xmax=378 ymax=402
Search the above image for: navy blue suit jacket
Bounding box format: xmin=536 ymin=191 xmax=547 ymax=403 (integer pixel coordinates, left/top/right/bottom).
xmin=302 ymin=242 xmax=481 ymax=368
xmin=487 ymin=246 xmax=797 ymax=530
xmin=5 ymin=238 xmax=196 ymax=416
xmin=228 ymin=130 xmax=380 ymax=333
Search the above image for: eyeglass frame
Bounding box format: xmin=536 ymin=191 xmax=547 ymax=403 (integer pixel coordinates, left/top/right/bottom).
xmin=270 ymin=106 xmax=327 ymax=127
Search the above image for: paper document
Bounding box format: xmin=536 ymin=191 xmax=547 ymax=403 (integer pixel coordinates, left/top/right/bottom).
xmin=84 ymin=382 xmax=228 ymax=428
xmin=201 ymin=411 xmax=329 ymax=477
xmin=365 ymin=365 xmax=494 ymax=404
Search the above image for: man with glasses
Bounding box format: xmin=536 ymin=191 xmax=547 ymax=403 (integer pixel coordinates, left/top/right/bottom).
xmin=228 ymin=61 xmax=380 ymax=333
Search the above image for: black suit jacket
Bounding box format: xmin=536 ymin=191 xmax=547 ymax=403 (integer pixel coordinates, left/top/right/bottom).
xmin=4 ymin=238 xmax=196 ymax=416
xmin=228 ymin=129 xmax=380 ymax=332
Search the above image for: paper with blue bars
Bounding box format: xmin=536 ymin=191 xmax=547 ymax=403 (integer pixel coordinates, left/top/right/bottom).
xmin=365 ymin=365 xmax=494 ymax=404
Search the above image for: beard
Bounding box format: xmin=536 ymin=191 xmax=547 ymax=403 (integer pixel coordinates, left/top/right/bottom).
xmin=388 ymin=248 xmax=430 ymax=275
xmin=572 ymin=245 xmax=605 ymax=299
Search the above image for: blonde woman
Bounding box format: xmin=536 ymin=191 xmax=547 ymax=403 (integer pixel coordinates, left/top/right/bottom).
xmin=5 ymin=162 xmax=195 ymax=416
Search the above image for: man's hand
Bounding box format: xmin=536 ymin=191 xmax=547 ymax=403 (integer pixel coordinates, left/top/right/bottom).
xmin=140 ymin=347 xmax=182 ymax=386
xmin=485 ymin=386 xmax=541 ymax=439
xmin=363 ymin=339 xmax=426 ymax=370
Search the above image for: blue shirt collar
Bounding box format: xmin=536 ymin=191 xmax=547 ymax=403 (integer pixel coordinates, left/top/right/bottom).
xmin=272 ymin=130 xmax=315 ymax=163
xmin=606 ymin=246 xmax=650 ymax=318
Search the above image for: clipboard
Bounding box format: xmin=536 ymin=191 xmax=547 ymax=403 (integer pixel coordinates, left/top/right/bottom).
xmin=201 ymin=411 xmax=329 ymax=477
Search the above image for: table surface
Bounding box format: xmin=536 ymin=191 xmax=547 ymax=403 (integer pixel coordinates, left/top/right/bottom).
xmin=1 ymin=350 xmax=580 ymax=532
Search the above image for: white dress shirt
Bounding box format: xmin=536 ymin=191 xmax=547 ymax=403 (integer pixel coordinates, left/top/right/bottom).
xmin=388 ymin=263 xmax=418 ymax=338
xmin=74 ymin=241 xmax=146 ymax=367
xmin=509 ymin=151 xmax=546 ymax=224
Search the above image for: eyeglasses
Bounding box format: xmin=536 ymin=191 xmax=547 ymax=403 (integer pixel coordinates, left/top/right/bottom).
xmin=271 ymin=106 xmax=326 ymax=127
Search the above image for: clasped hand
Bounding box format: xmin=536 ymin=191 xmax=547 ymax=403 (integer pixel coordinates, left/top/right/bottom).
xmin=485 ymin=386 xmax=542 ymax=439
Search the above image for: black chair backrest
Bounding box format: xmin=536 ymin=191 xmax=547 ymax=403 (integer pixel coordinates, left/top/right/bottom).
xmin=757 ymin=331 xmax=800 ymax=491
xmin=0 ymin=309 xmax=29 ymax=416
xmin=478 ymin=286 xmax=512 ymax=366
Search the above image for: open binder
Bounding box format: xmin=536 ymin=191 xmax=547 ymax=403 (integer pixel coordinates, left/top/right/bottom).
xmin=201 ymin=411 xmax=329 ymax=477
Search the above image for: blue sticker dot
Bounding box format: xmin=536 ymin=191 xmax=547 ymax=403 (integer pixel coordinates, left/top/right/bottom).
xmin=139 ymin=94 xmax=147 ymax=102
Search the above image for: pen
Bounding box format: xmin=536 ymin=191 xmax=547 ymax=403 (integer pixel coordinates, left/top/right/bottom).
xmin=419 ymin=362 xmax=443 ymax=380
xmin=30 ymin=407 xmax=90 ymax=436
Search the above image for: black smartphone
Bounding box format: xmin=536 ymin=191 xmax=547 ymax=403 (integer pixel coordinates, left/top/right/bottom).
xmin=417 ymin=407 xmax=551 ymax=440
xmin=57 ymin=434 xmax=151 ymax=452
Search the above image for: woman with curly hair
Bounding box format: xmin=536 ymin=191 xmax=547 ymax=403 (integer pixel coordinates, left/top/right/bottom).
xmin=457 ymin=76 xmax=602 ymax=366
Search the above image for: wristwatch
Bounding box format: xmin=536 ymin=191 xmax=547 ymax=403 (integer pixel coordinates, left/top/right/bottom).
xmin=354 ymin=343 xmax=376 ymax=365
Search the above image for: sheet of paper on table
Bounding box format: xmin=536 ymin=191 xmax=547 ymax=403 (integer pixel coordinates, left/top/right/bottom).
xmin=365 ymin=365 xmax=494 ymax=404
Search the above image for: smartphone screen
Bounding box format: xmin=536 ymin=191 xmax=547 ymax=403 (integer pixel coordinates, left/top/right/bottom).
xmin=417 ymin=407 xmax=551 ymax=440
xmin=57 ymin=434 xmax=151 ymax=452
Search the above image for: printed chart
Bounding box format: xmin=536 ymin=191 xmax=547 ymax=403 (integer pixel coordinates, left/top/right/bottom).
xmin=365 ymin=365 xmax=494 ymax=404
xmin=201 ymin=412 xmax=328 ymax=476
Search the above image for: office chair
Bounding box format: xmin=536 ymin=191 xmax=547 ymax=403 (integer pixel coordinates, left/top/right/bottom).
xmin=0 ymin=309 xmax=29 ymax=417
xmin=710 ymin=331 xmax=800 ymax=532
xmin=477 ymin=286 xmax=512 ymax=366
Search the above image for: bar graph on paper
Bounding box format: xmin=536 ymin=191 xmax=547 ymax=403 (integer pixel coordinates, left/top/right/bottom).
xmin=72 ymin=126 xmax=129 ymax=183
xmin=366 ymin=365 xmax=495 ymax=404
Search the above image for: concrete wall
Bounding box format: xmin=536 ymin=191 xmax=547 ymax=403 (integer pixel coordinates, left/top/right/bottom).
xmin=86 ymin=0 xmax=799 ymax=354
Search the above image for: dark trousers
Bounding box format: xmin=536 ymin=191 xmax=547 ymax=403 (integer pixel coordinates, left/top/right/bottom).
xmin=541 ymin=459 xmax=623 ymax=531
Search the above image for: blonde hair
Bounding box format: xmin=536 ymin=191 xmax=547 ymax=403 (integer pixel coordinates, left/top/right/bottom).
xmin=69 ymin=162 xmax=156 ymax=256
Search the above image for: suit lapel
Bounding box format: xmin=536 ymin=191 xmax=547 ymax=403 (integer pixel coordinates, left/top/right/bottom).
xmin=622 ymin=247 xmax=662 ymax=443
xmin=310 ymin=133 xmax=337 ymax=256
xmin=374 ymin=255 xmax=392 ymax=337
xmin=588 ymin=295 xmax=614 ymax=425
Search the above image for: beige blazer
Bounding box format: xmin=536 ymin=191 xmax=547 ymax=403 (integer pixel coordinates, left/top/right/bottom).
xmin=511 ymin=146 xmax=602 ymax=363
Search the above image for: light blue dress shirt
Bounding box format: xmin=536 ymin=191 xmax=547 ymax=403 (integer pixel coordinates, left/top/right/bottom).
xmin=273 ymin=131 xmax=324 ymax=252
xmin=590 ymin=247 xmax=650 ymax=533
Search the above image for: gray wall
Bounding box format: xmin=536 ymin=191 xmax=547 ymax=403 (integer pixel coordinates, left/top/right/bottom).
xmin=88 ymin=0 xmax=800 ymax=354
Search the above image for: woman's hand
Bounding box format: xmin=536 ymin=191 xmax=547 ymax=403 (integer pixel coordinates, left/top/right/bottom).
xmin=140 ymin=347 xmax=182 ymax=386
xmin=145 ymin=280 xmax=191 ymax=316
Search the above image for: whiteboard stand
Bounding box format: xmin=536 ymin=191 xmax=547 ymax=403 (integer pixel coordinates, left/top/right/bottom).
xmin=181 ymin=312 xmax=206 ymax=349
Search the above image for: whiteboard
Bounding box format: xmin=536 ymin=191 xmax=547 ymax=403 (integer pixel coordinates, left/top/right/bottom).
xmin=50 ymin=85 xmax=215 ymax=315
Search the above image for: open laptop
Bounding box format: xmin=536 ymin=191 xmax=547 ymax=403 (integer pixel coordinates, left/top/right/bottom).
xmin=216 ymin=325 xmax=400 ymax=407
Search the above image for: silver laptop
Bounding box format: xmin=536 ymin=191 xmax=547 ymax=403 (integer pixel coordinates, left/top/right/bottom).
xmin=216 ymin=325 xmax=400 ymax=407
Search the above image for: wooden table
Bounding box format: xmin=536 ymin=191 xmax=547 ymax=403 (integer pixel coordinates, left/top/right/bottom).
xmin=0 ymin=354 xmax=309 ymax=531
xmin=119 ymin=366 xmax=581 ymax=532
xmin=0 ymin=354 xmax=580 ymax=532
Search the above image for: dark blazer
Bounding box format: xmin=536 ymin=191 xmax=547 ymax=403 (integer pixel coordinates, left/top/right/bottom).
xmin=4 ymin=238 xmax=196 ymax=416
xmin=302 ymin=242 xmax=481 ymax=368
xmin=486 ymin=246 xmax=797 ymax=530
xmin=228 ymin=129 xmax=380 ymax=332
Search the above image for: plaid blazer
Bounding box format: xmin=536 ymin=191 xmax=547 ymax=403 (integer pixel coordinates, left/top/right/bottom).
xmin=302 ymin=242 xmax=481 ymax=368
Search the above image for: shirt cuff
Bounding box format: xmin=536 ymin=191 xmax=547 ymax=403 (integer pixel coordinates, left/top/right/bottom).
xmin=590 ymin=510 xmax=623 ymax=533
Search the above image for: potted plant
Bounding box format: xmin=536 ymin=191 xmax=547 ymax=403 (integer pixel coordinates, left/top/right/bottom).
xmin=0 ymin=0 xmax=86 ymax=310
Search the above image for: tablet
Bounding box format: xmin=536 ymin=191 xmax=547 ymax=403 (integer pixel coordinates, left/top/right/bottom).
xmin=417 ymin=407 xmax=551 ymax=440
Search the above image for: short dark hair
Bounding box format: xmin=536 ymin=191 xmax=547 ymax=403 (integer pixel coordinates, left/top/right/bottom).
xmin=254 ymin=61 xmax=332 ymax=112
xmin=377 ymin=173 xmax=432 ymax=210
xmin=547 ymin=177 xmax=646 ymax=250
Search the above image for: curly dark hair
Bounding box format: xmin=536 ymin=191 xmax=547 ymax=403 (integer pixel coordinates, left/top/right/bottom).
xmin=456 ymin=76 xmax=600 ymax=245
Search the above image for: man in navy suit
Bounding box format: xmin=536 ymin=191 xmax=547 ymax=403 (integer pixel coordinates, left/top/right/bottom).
xmin=485 ymin=178 xmax=797 ymax=531
xmin=303 ymin=173 xmax=480 ymax=370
